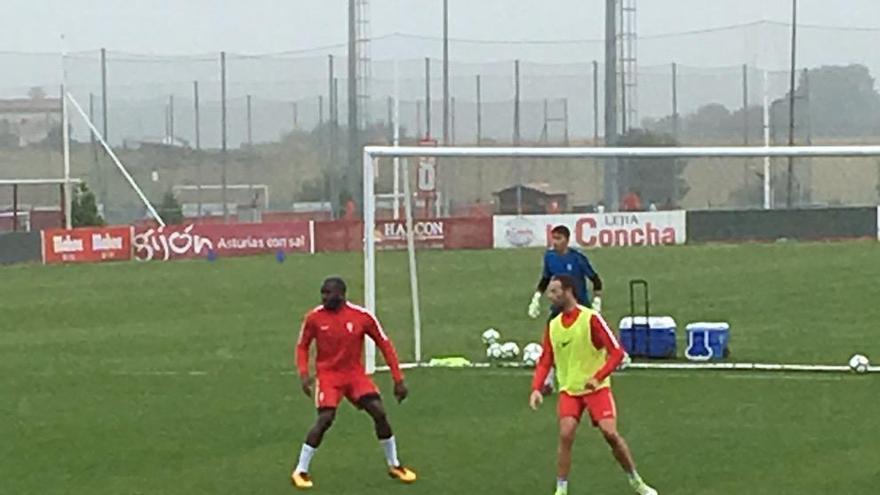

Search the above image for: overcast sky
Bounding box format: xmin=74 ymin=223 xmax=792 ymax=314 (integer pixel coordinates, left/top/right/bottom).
xmin=2 ymin=0 xmax=880 ymax=55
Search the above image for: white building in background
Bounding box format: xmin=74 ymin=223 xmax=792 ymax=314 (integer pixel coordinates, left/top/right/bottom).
xmin=0 ymin=96 xmax=61 ymax=147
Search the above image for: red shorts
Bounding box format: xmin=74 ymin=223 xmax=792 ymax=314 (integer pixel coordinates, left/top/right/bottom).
xmin=315 ymin=374 xmax=379 ymax=409
xmin=558 ymin=387 xmax=617 ymax=426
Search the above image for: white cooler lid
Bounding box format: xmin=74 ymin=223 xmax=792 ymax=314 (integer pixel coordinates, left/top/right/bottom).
xmin=619 ymin=316 xmax=677 ymax=329
xmin=685 ymin=322 xmax=730 ymax=331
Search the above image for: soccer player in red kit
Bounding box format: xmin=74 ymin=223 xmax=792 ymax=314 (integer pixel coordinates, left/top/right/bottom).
xmin=291 ymin=277 xmax=417 ymax=490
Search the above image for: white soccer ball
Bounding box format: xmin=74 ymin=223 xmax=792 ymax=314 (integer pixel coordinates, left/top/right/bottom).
xmin=522 ymin=342 xmax=543 ymax=367
xmin=486 ymin=342 xmax=503 ymax=360
xmin=848 ymin=354 xmax=870 ymax=374
xmin=500 ymin=341 xmax=520 ymax=360
xmin=481 ymin=328 xmax=501 ymax=346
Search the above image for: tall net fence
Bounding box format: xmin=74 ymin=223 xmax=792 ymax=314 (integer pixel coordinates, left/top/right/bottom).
xmin=1 ymin=21 xmax=880 ymax=222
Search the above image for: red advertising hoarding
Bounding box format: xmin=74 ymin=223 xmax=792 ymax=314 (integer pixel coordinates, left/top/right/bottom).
xmin=42 ymin=226 xmax=133 ymax=264
xmin=313 ymin=217 xmax=493 ymax=252
xmin=133 ymin=222 xmax=313 ymax=261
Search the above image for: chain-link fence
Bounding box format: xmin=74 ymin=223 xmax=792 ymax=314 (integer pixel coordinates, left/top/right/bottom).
xmin=2 ymin=20 xmax=880 ymax=223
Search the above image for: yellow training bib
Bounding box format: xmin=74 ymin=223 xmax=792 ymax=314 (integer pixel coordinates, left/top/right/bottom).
xmin=549 ymin=306 xmax=610 ymax=395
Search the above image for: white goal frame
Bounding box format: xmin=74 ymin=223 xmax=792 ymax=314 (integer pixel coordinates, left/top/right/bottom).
xmin=362 ymin=144 xmax=880 ymax=374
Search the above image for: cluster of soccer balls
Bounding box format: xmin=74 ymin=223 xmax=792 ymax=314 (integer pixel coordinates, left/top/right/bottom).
xmin=481 ymin=328 xmax=543 ymax=367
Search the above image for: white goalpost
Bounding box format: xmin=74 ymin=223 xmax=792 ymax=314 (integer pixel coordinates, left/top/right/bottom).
xmin=362 ymin=144 xmax=880 ymax=375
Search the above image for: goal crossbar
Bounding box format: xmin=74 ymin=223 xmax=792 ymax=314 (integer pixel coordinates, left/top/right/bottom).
xmin=361 ymin=144 xmax=880 ymax=374
xmin=364 ymin=144 xmax=880 ymax=159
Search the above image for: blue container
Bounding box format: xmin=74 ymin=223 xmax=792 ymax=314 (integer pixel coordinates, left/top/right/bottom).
xmin=685 ymin=322 xmax=730 ymax=361
xmin=619 ymin=316 xmax=677 ymax=359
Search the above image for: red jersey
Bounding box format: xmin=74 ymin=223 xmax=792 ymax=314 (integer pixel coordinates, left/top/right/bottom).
xmin=297 ymin=302 xmax=403 ymax=383
xmin=531 ymin=309 xmax=625 ymax=392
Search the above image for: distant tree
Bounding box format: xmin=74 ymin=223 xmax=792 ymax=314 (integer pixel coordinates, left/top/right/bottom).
xmin=72 ymin=183 xmax=104 ymax=227
xmin=617 ymin=129 xmax=689 ymax=206
xmin=772 ymin=64 xmax=880 ymax=138
xmin=157 ymin=190 xmax=184 ymax=225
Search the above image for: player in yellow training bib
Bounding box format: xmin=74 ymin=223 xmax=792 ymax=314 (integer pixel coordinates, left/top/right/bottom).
xmin=529 ymin=274 xmax=659 ymax=495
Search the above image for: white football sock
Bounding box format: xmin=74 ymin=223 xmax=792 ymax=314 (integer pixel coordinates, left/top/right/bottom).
xmin=295 ymin=444 xmax=316 ymax=474
xmin=380 ymin=436 xmax=400 ymax=467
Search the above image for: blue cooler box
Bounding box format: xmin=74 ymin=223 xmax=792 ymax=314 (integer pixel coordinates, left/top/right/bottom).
xmin=685 ymin=322 xmax=730 ymax=361
xmin=619 ymin=316 xmax=677 ymax=359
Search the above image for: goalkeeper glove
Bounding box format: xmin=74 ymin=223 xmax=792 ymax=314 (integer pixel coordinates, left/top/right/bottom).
xmin=527 ymin=292 xmax=542 ymax=319
xmin=592 ymin=296 xmax=602 ymax=313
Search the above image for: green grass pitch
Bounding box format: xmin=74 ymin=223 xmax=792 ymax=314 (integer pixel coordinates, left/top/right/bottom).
xmin=2 ymin=241 xmax=879 ymax=494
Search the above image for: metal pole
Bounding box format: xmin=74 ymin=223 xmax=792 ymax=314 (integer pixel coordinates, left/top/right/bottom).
xmin=194 ymin=80 xmax=202 ymax=218
xmin=387 ymin=96 xmax=393 ymax=137
xmin=59 ymin=184 xmax=66 ymax=229
xmin=514 ymin=60 xmax=522 ymax=213
xmin=672 ymin=62 xmax=679 ymax=139
xmin=416 ymin=101 xmax=422 ymax=138
xmin=451 ymin=96 xmax=456 ymax=145
xmin=541 ymin=98 xmax=549 ymax=143
xmin=246 ymin=94 xmax=253 ymax=147
xmin=89 ymin=93 xmax=100 ymax=198
xmin=329 ymin=54 xmax=338 ymax=217
xmin=247 ymin=94 xmax=254 ymax=211
xmin=292 ymin=101 xmax=298 ymax=130
xmin=786 ymin=0 xmax=798 ymax=208
xmin=393 ymin=56 xmax=401 ymax=220
xmin=442 ymin=0 xmax=450 ymax=145
xmin=804 ymin=68 xmax=812 ymax=145
xmin=100 ymin=47 xmax=108 ymax=142
xmin=328 ymin=55 xmax=335 ymax=122
xmin=592 ymin=60 xmax=599 ymax=144
xmin=603 ymin=0 xmax=619 ymax=209
xmin=348 ymin=0 xmax=360 ymax=215
xmin=514 ymin=60 xmax=521 ymax=145
xmin=742 ymin=64 xmax=749 ymax=145
xmin=220 ymin=51 xmax=228 ymax=222
xmin=762 ymin=68 xmax=771 ymax=209
xmin=61 ymin=41 xmax=72 ymax=230
xmin=742 ymin=64 xmax=750 ymax=201
xmin=563 ymin=98 xmax=569 ymax=145
xmin=476 ymin=75 xmax=482 ymax=145
xmin=12 ymin=184 xmax=18 ymax=232
xmin=169 ymin=94 xmax=175 ymax=143
xmin=333 ymin=79 xmax=339 ymax=126
xmin=193 ymin=81 xmax=201 ymax=150
xmin=425 ymin=57 xmax=431 ymax=138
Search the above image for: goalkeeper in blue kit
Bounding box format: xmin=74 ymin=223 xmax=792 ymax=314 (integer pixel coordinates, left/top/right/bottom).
xmin=528 ymin=225 xmax=604 ymax=393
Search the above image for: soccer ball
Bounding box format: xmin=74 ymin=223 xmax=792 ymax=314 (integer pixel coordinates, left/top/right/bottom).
xmin=481 ymin=328 xmax=501 ymax=346
xmin=500 ymin=341 xmax=520 ymax=360
xmin=848 ymin=354 xmax=870 ymax=374
xmin=522 ymin=342 xmax=543 ymax=367
xmin=486 ymin=342 xmax=503 ymax=360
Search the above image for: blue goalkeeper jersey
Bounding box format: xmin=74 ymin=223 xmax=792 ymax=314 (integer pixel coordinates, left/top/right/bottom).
xmin=542 ymin=248 xmax=597 ymax=305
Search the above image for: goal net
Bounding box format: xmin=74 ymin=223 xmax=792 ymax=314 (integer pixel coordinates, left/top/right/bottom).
xmin=361 ymin=145 xmax=880 ymax=374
